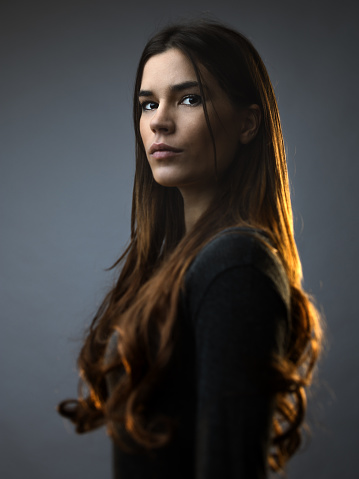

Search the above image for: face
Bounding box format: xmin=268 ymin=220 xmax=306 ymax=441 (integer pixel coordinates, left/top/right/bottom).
xmin=139 ymin=48 xmax=244 ymax=197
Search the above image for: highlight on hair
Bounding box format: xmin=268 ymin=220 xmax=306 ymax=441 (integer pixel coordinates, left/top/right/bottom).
xmin=58 ymin=20 xmax=323 ymax=472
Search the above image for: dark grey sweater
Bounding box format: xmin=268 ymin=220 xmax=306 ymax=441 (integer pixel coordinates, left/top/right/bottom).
xmin=105 ymin=228 xmax=290 ymax=479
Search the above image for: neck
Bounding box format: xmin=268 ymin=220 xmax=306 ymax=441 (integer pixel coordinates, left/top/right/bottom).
xmin=179 ymin=185 xmax=217 ymax=234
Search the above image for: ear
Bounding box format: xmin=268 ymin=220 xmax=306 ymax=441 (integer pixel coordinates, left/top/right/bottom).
xmin=238 ymin=104 xmax=261 ymax=144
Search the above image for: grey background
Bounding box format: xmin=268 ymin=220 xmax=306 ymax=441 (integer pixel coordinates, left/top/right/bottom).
xmin=1 ymin=0 xmax=358 ymax=478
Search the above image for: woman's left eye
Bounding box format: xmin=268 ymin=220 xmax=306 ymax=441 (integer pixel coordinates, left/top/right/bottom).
xmin=181 ymin=94 xmax=202 ymax=106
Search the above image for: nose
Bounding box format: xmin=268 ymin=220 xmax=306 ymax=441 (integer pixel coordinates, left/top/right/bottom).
xmin=150 ymin=105 xmax=175 ymax=134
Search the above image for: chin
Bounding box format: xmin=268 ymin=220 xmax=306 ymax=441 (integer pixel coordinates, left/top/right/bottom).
xmin=152 ymin=172 xmax=185 ymax=188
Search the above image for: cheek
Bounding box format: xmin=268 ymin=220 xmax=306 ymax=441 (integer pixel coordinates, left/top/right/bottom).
xmin=139 ymin=119 xmax=146 ymax=144
xmin=139 ymin=113 xmax=152 ymax=140
xmin=185 ymin=116 xmax=211 ymax=151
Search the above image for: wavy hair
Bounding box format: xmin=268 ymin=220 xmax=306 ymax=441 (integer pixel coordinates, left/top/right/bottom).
xmin=58 ymin=20 xmax=323 ymax=472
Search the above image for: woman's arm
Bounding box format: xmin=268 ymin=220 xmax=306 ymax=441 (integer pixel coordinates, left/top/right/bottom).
xmin=192 ymin=264 xmax=288 ymax=479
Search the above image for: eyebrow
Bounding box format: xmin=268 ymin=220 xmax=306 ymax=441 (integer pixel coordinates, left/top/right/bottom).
xmin=138 ymin=81 xmax=206 ymax=98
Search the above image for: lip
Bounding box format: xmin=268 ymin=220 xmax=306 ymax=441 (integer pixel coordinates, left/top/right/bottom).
xmin=149 ymin=142 xmax=183 ymax=157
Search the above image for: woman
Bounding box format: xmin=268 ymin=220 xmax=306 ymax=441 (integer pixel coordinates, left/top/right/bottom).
xmin=58 ymin=20 xmax=323 ymax=478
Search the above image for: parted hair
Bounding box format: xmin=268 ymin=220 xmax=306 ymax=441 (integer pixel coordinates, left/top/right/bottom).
xmin=58 ymin=20 xmax=323 ymax=472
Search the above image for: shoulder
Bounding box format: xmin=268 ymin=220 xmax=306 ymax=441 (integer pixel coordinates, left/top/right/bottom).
xmin=184 ymin=227 xmax=290 ymax=321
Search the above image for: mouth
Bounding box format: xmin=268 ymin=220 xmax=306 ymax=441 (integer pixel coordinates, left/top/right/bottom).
xmin=149 ymin=142 xmax=183 ymax=159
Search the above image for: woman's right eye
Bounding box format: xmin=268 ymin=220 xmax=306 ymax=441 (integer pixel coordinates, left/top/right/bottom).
xmin=141 ymin=101 xmax=158 ymax=111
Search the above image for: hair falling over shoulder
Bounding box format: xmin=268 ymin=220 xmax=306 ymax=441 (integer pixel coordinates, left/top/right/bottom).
xmin=58 ymin=20 xmax=324 ymax=472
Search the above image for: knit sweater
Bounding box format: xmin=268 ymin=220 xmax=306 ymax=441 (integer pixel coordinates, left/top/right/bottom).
xmin=105 ymin=227 xmax=290 ymax=479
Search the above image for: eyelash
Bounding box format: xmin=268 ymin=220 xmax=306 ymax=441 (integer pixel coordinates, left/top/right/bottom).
xmin=140 ymin=94 xmax=203 ymax=112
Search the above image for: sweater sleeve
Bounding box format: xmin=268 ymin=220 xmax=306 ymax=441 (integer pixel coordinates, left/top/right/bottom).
xmin=191 ymin=263 xmax=288 ymax=479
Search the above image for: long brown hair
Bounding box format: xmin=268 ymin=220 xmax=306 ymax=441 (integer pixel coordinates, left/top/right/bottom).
xmin=58 ymin=20 xmax=323 ymax=471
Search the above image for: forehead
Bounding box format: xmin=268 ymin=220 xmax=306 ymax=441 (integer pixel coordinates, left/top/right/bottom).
xmin=140 ymin=49 xmax=198 ymax=88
